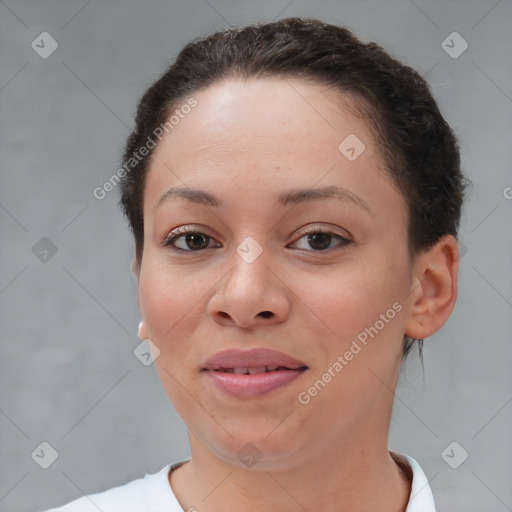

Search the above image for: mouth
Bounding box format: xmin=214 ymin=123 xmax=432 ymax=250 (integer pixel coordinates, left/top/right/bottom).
xmin=201 ymin=348 xmax=308 ymax=399
xmin=206 ymin=365 xmax=307 ymax=374
xmin=201 ymin=347 xmax=308 ymax=372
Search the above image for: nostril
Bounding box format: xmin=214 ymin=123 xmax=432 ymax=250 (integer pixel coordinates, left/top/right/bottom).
xmin=258 ymin=311 xmax=273 ymax=318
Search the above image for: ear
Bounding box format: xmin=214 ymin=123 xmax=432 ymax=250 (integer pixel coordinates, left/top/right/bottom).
xmin=133 ymin=262 xmax=148 ymax=340
xmin=136 ymin=286 xmax=149 ymax=339
xmin=138 ymin=320 xmax=148 ymax=340
xmin=131 ymin=257 xmax=140 ymax=279
xmin=405 ymin=234 xmax=460 ymax=340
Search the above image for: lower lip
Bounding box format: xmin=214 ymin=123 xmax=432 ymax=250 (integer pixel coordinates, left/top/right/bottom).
xmin=204 ymin=369 xmax=307 ymax=399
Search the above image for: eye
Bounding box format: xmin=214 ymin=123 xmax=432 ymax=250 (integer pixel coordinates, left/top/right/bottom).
xmin=163 ymin=226 xmax=221 ymax=252
xmin=163 ymin=225 xmax=352 ymax=253
xmin=290 ymin=227 xmax=353 ymax=252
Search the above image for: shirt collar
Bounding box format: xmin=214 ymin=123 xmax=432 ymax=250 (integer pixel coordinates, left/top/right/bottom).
xmin=165 ymin=453 xmax=436 ymax=511
xmin=393 ymin=452 xmax=436 ymax=511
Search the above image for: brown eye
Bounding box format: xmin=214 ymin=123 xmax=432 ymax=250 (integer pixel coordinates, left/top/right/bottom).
xmin=308 ymin=232 xmax=332 ymax=251
xmin=291 ymin=231 xmax=352 ymax=251
xmin=164 ymin=230 xmax=220 ymax=251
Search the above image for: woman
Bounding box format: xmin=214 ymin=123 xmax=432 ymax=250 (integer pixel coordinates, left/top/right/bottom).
xmin=45 ymin=17 xmax=467 ymax=512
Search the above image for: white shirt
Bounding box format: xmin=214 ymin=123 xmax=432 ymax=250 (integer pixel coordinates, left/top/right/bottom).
xmin=44 ymin=452 xmax=435 ymax=511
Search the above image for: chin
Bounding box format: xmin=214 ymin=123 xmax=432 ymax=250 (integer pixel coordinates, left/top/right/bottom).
xmin=205 ymin=426 xmax=309 ymax=472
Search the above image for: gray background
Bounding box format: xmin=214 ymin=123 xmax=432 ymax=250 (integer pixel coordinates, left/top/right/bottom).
xmin=1 ymin=1 xmax=511 ymax=510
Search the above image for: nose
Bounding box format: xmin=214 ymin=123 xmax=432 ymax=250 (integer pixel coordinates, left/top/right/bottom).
xmin=207 ymin=248 xmax=291 ymax=329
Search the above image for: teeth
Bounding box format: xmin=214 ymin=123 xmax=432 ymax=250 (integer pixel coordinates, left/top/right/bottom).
xmin=248 ymin=366 xmax=266 ymax=375
xmin=216 ymin=366 xmax=297 ymax=374
xmin=223 ymin=366 xmax=284 ymax=374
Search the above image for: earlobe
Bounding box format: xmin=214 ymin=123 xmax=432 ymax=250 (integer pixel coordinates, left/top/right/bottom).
xmin=405 ymin=235 xmax=460 ymax=340
xmin=138 ymin=320 xmax=148 ymax=340
xmin=136 ymin=287 xmax=148 ymax=340
xmin=131 ymin=258 xmax=140 ymax=278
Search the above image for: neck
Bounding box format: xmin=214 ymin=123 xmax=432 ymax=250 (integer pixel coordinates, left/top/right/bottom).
xmin=170 ymin=420 xmax=412 ymax=512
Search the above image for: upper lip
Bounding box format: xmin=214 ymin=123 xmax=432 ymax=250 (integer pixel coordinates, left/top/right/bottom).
xmin=202 ymin=348 xmax=308 ymax=371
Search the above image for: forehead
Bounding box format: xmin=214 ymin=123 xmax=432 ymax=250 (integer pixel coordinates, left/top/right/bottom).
xmin=144 ymin=77 xmax=404 ymax=221
xmin=152 ymin=77 xmax=374 ymax=161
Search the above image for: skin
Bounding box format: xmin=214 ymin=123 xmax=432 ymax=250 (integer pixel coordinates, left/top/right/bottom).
xmin=135 ymin=77 xmax=459 ymax=512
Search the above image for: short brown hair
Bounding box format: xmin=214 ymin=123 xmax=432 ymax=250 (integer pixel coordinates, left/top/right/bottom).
xmin=119 ymin=17 xmax=469 ymax=359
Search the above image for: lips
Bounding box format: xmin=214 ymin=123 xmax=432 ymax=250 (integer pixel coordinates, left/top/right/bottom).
xmin=214 ymin=365 xmax=298 ymax=374
xmin=201 ymin=348 xmax=308 ymax=399
xmin=201 ymin=348 xmax=308 ymax=373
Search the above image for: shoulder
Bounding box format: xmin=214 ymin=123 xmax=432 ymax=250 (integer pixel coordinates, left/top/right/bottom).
xmin=43 ymin=460 xmax=189 ymax=512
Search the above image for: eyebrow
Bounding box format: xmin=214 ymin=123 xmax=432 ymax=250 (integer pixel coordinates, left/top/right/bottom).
xmin=154 ymin=184 xmax=370 ymax=213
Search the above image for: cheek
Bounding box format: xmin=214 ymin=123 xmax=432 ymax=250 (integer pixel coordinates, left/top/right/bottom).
xmin=293 ymin=256 xmax=407 ymax=346
xmin=138 ymin=262 xmax=201 ymax=354
xmin=138 ymin=263 xmax=208 ymax=414
xmin=292 ymin=255 xmax=408 ymax=405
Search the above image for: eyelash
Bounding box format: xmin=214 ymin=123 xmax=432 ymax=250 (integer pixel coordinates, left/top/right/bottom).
xmin=162 ymin=225 xmax=353 ymax=253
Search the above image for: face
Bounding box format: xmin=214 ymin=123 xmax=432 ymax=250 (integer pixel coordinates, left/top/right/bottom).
xmin=137 ymin=78 xmax=415 ymax=471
